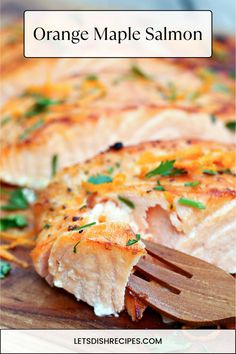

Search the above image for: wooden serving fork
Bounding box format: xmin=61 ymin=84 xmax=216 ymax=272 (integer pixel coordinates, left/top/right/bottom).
xmin=127 ymin=240 xmax=236 ymax=326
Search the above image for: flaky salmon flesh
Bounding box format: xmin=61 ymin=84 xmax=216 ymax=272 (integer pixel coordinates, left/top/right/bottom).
xmin=1 ymin=56 xmax=235 ymax=188
xmin=31 ymin=139 xmax=236 ymax=317
xmin=1 ymin=23 xmax=234 ymax=104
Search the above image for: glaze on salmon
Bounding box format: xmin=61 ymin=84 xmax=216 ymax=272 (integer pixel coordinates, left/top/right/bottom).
xmin=32 ymin=139 xmax=236 ymax=317
xmin=1 ymin=58 xmax=235 ymax=188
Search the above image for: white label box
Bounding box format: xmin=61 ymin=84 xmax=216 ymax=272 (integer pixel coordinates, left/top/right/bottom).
xmin=24 ymin=10 xmax=212 ymax=58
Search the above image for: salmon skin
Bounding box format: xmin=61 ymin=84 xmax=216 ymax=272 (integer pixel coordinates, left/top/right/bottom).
xmin=32 ymin=139 xmax=236 ymax=317
xmin=1 ymin=56 xmax=235 ymax=188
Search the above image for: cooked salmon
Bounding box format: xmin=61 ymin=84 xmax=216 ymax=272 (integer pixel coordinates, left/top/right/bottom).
xmin=169 ymin=35 xmax=235 ymax=75
xmin=1 ymin=57 xmax=235 ymax=188
xmin=32 ymin=139 xmax=236 ymax=316
xmin=1 ymin=23 xmax=234 ymax=103
xmin=1 ymin=23 xmax=87 ymax=105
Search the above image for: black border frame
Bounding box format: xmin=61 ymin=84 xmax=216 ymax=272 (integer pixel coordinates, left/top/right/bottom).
xmin=23 ymin=10 xmax=213 ymax=58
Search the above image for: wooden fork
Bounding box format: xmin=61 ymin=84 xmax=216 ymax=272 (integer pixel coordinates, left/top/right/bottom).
xmin=127 ymin=240 xmax=236 ymax=326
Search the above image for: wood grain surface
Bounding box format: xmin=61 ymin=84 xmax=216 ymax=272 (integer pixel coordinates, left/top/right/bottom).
xmin=0 ymin=246 xmax=177 ymax=329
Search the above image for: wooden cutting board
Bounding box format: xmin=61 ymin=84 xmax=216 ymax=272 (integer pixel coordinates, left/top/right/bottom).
xmin=0 ymin=247 xmax=175 ymax=329
xmin=0 ymin=183 xmax=176 ymax=329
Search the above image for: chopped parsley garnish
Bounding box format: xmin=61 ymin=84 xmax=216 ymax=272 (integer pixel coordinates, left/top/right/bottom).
xmin=130 ymin=65 xmax=152 ymax=80
xmin=167 ymin=82 xmax=177 ymax=102
xmin=115 ymin=162 xmax=121 ymax=168
xmin=72 ymin=223 xmax=96 ymax=252
xmin=51 ymin=154 xmax=58 ymax=178
xmin=178 ymin=198 xmax=206 ymax=209
xmin=88 ymin=174 xmax=113 ymax=185
xmin=73 ymin=240 xmax=81 ymax=253
xmin=25 ymin=96 xmax=60 ymax=118
xmin=210 ymin=114 xmax=217 ymax=123
xmin=72 ymin=222 xmax=96 ymax=232
xmin=107 ymin=166 xmax=114 ymax=174
xmin=0 ymin=261 xmax=11 ymax=279
xmin=1 ymin=188 xmax=35 ymax=211
xmin=145 ymin=160 xmax=186 ymax=178
xmin=126 ymin=234 xmax=141 ymax=246
xmin=203 ymin=169 xmax=217 ymax=175
xmin=85 ymin=74 xmax=98 ymax=81
xmin=44 ymin=224 xmax=51 ymax=229
xmin=1 ymin=115 xmax=11 ymax=127
xmin=184 ymin=181 xmax=200 ymax=187
xmin=213 ymin=83 xmax=230 ymax=93
xmin=218 ymin=168 xmax=233 ymax=175
xmin=0 ymin=215 xmax=28 ymax=231
xmin=187 ymin=91 xmax=200 ymax=101
xmin=146 ymin=160 xmax=174 ymax=178
xmin=19 ymin=118 xmax=44 ymax=141
xmin=225 ymin=121 xmax=236 ymax=132
xmin=113 ymin=65 xmax=151 ymax=85
xmin=153 ymin=181 xmax=165 ymax=191
xmin=118 ymin=196 xmax=135 ymax=209
xmin=167 ymin=167 xmax=186 ymax=177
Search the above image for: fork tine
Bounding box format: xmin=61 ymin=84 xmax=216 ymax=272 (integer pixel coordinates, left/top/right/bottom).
xmin=136 ymin=258 xmax=183 ymax=293
xmin=127 ymin=274 xmax=236 ymax=325
xmin=136 ymin=257 xmax=234 ymax=297
xmin=143 ymin=240 xmax=213 ymax=275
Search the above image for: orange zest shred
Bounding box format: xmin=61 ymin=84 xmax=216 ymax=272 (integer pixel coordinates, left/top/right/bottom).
xmin=0 ymin=248 xmax=29 ymax=268
xmin=0 ymin=230 xmax=36 ymax=268
xmin=136 ymin=148 xmax=235 ymax=175
xmin=26 ymin=82 xmax=72 ymax=100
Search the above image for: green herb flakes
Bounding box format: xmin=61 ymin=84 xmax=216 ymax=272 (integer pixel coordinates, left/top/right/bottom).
xmin=85 ymin=74 xmax=98 ymax=81
xmin=72 ymin=222 xmax=96 ymax=232
xmin=184 ymin=181 xmax=200 ymax=187
xmin=25 ymin=96 xmax=60 ymax=118
xmin=88 ymin=175 xmax=113 ymax=185
xmin=178 ymin=198 xmax=206 ymax=209
xmin=187 ymin=91 xmax=200 ymax=101
xmin=153 ymin=181 xmax=165 ymax=191
xmin=107 ymin=166 xmax=114 ymax=174
xmin=51 ymin=154 xmax=58 ymax=178
xmin=44 ymin=224 xmax=51 ymax=229
xmin=118 ymin=196 xmax=135 ymax=209
xmin=145 ymin=160 xmax=186 ymax=178
xmin=146 ymin=160 xmax=175 ymax=178
xmin=19 ymin=119 xmax=44 ymax=141
xmin=126 ymin=234 xmax=141 ymax=246
xmin=73 ymin=240 xmax=81 ymax=253
xmin=0 ymin=215 xmax=28 ymax=231
xmin=1 ymin=188 xmax=36 ymax=211
xmin=167 ymin=82 xmax=177 ymax=102
xmin=225 ymin=121 xmax=236 ymax=132
xmin=213 ymin=83 xmax=230 ymax=93
xmin=130 ymin=65 xmax=152 ymax=80
xmin=210 ymin=114 xmax=217 ymax=123
xmin=0 ymin=261 xmax=11 ymax=279
xmin=1 ymin=115 xmax=11 ymax=127
xmin=203 ymin=169 xmax=217 ymax=175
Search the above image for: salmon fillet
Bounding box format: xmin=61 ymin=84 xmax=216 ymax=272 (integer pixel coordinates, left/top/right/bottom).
xmin=1 ymin=23 xmax=89 ymax=105
xmin=169 ymin=35 xmax=235 ymax=75
xmin=1 ymin=57 xmax=235 ymax=188
xmin=32 ymin=139 xmax=236 ymax=316
xmin=1 ymin=23 xmax=234 ymax=103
